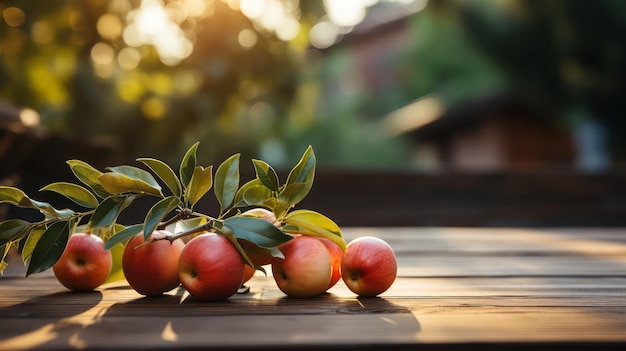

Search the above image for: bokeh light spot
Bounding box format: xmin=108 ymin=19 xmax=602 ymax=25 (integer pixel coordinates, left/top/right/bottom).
xmin=141 ymin=97 xmax=167 ymax=120
xmin=3 ymin=7 xmax=25 ymax=27
xmin=238 ymin=29 xmax=258 ymax=49
xmin=97 ymin=13 xmax=123 ymax=40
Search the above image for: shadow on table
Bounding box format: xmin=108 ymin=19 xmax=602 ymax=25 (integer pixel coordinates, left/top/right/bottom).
xmin=0 ymin=291 xmax=103 ymax=350
xmin=97 ymin=288 xmax=420 ymax=349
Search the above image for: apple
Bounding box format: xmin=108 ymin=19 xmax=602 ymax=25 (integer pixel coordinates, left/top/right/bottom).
xmin=341 ymin=236 xmax=397 ymax=297
xmin=53 ymin=233 xmax=112 ymax=291
xmin=178 ymin=233 xmax=245 ymax=302
xmin=122 ymin=231 xmax=185 ymax=297
xmin=238 ymin=238 xmax=273 ymax=266
xmin=316 ymin=237 xmax=343 ymax=290
xmin=271 ymin=235 xmax=332 ymax=298
xmin=241 ymin=207 xmax=277 ymax=225
xmin=242 ymin=264 xmax=256 ymax=284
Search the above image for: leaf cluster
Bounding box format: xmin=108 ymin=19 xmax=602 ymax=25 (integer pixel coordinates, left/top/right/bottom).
xmin=0 ymin=143 xmax=345 ymax=278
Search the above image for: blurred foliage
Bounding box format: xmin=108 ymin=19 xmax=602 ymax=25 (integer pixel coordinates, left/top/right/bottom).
xmin=2 ymin=0 xmax=626 ymax=170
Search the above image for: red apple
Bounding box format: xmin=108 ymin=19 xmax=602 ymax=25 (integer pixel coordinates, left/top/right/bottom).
xmin=242 ymin=264 xmax=256 ymax=284
xmin=122 ymin=231 xmax=185 ymax=297
xmin=271 ymin=235 xmax=332 ymax=298
xmin=178 ymin=233 xmax=245 ymax=302
xmin=53 ymin=233 xmax=112 ymax=291
xmin=341 ymin=236 xmax=397 ymax=297
xmin=316 ymin=237 xmax=343 ymax=290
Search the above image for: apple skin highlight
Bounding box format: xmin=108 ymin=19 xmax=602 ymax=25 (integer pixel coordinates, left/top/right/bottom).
xmin=122 ymin=232 xmax=185 ymax=297
xmin=53 ymin=233 xmax=112 ymax=292
xmin=178 ymin=233 xmax=245 ymax=302
xmin=272 ymin=235 xmax=332 ymax=298
xmin=341 ymin=236 xmax=397 ymax=297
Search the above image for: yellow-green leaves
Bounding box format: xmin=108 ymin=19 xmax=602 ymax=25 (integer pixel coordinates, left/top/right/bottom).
xmin=214 ymin=154 xmax=240 ymax=215
xmin=180 ymin=142 xmax=199 ymax=188
xmin=185 ymin=166 xmax=213 ymax=208
xmin=66 ymin=160 xmax=111 ymax=198
xmin=40 ymin=182 xmax=99 ymax=208
xmin=283 ymin=209 xmax=345 ymax=250
xmin=99 ymin=166 xmax=162 ymax=196
xmin=138 ymin=158 xmax=182 ymax=198
xmin=0 ymin=186 xmax=34 ymax=208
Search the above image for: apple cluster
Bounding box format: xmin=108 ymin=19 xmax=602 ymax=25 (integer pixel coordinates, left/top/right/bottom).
xmin=52 ymin=211 xmax=398 ymax=301
xmin=2 ymin=143 xmax=397 ymax=301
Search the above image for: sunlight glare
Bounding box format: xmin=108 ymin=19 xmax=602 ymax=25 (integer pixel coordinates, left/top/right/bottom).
xmin=124 ymin=0 xmax=195 ymax=66
xmin=309 ymin=20 xmax=339 ymax=49
xmin=241 ymin=0 xmax=265 ymax=19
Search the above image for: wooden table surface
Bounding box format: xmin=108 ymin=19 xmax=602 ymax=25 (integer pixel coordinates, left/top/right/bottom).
xmin=1 ymin=227 xmax=626 ymax=350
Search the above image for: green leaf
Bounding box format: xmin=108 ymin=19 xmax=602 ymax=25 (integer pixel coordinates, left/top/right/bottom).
xmin=40 ymin=182 xmax=99 ymax=209
xmin=224 ymin=216 xmax=293 ymax=248
xmin=29 ymin=199 xmax=75 ymax=220
xmin=252 ymin=159 xmax=280 ymax=192
xmin=185 ymin=165 xmax=213 ymax=207
xmin=0 ymin=186 xmax=36 ymax=208
xmin=214 ymin=153 xmax=240 ymax=214
xmin=137 ymin=158 xmax=182 ymax=198
xmin=218 ymin=225 xmax=267 ymax=275
xmin=21 ymin=226 xmax=46 ymax=264
xmin=143 ymin=196 xmax=180 ymax=239
xmin=1 ymin=243 xmax=11 ymax=274
xmin=66 ymin=160 xmax=111 ymax=198
xmin=104 ymin=224 xmax=143 ymax=250
xmin=99 ymin=166 xmax=162 ymax=196
xmin=180 ymin=142 xmax=199 ymax=189
xmin=234 ymin=179 xmax=261 ymax=207
xmin=285 ymin=145 xmax=316 ymax=201
xmin=0 ymin=219 xmax=31 ymax=247
xmin=277 ymin=183 xmax=307 ymax=212
xmin=242 ymin=184 xmax=276 ymax=209
xmin=283 ymin=209 xmax=345 ymax=250
xmin=89 ymin=196 xmax=127 ymax=229
xmin=26 ymin=220 xmax=72 ymax=276
xmin=165 ymin=216 xmax=207 ymax=234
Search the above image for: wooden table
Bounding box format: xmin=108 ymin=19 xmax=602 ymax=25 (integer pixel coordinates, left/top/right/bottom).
xmin=2 ymin=227 xmax=626 ymax=350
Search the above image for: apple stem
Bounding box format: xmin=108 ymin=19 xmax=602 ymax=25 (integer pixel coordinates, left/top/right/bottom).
xmin=162 ymin=220 xmax=217 ymax=243
xmin=156 ymin=208 xmax=192 ymax=230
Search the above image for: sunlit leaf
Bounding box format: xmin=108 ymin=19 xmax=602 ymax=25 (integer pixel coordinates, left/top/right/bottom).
xmin=185 ymin=165 xmax=213 ymax=207
xmin=180 ymin=142 xmax=199 ymax=189
xmin=138 ymin=158 xmax=182 ymax=198
xmin=0 ymin=186 xmax=36 ymax=208
xmin=26 ymin=220 xmax=72 ymax=276
xmin=0 ymin=219 xmax=31 ymax=247
xmin=104 ymin=224 xmax=143 ymax=250
xmin=104 ymin=241 xmax=125 ymax=284
xmin=285 ymin=145 xmax=315 ymax=201
xmin=99 ymin=166 xmax=162 ymax=196
xmin=214 ymin=153 xmax=240 ymax=214
xmin=283 ymin=209 xmax=345 ymax=250
xmin=252 ymin=159 xmax=280 ymax=192
xmin=242 ymin=184 xmax=276 ymax=209
xmin=143 ymin=196 xmax=180 ymax=239
xmin=224 ymin=216 xmax=292 ymax=248
xmin=21 ymin=226 xmax=46 ymax=264
xmin=66 ymin=160 xmax=111 ymax=198
xmin=234 ymin=179 xmax=262 ymax=207
xmin=165 ymin=216 xmax=207 ymax=234
xmin=40 ymin=182 xmax=99 ymax=208
xmin=277 ymin=183 xmax=307 ymax=211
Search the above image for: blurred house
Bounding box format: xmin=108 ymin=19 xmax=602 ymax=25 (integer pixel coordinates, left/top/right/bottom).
xmin=394 ymin=93 xmax=576 ymax=172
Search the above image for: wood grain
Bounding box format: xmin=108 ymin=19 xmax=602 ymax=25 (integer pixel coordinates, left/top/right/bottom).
xmin=1 ymin=227 xmax=626 ymax=350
